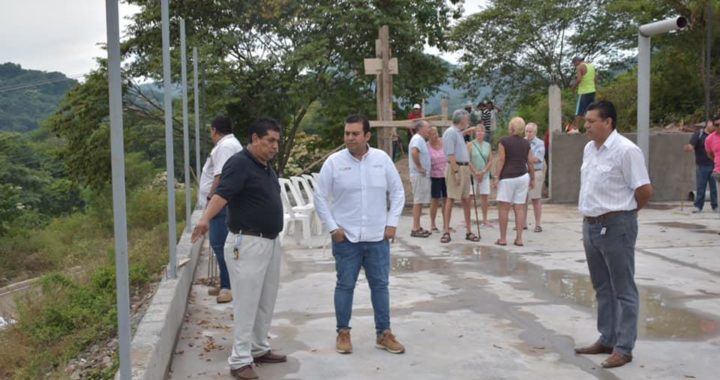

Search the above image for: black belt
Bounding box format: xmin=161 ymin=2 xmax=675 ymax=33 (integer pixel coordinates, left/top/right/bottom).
xmin=453 ymin=162 xmax=469 ymax=166
xmin=583 ymin=210 xmax=635 ymax=225
xmin=239 ymin=230 xmax=278 ymax=240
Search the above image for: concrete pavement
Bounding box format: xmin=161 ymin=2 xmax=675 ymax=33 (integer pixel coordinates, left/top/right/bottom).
xmin=168 ymin=203 xmax=720 ymax=380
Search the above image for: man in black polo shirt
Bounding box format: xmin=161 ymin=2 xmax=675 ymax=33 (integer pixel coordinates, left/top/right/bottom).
xmin=192 ymin=117 xmax=285 ymax=380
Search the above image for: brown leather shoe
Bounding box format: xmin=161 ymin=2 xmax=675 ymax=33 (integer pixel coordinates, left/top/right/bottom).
xmin=602 ymin=352 xmax=633 ymax=368
xmin=336 ymin=329 xmax=352 ymax=354
xmin=254 ymin=350 xmax=287 ymax=363
xmin=230 ymin=365 xmax=258 ymax=380
xmin=574 ymin=341 xmax=613 ymax=355
xmin=375 ymin=329 xmax=405 ymax=354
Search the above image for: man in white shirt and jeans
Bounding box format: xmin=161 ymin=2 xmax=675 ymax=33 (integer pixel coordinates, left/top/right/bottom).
xmin=197 ymin=116 xmax=243 ymax=303
xmin=314 ymin=114 xmax=406 ymax=356
xmin=574 ymin=100 xmax=653 ymax=369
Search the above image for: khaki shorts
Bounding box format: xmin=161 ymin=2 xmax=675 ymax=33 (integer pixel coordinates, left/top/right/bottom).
xmin=411 ymin=175 xmax=431 ymax=204
xmin=528 ymin=168 xmax=545 ymax=200
xmin=445 ymin=165 xmax=471 ymax=200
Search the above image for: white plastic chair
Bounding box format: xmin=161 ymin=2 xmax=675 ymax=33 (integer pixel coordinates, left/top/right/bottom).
xmin=290 ymin=176 xmax=323 ymax=235
xmin=279 ymin=178 xmax=312 ymax=243
xmin=302 ymin=174 xmax=319 ymax=193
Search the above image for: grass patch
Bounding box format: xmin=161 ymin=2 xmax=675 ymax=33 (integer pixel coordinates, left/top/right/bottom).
xmin=0 ymin=183 xmax=189 ymax=379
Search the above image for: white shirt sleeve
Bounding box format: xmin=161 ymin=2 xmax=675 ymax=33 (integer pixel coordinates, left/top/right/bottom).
xmin=385 ymin=155 xmax=405 ymax=227
xmin=622 ymin=145 xmax=651 ymax=190
xmin=211 ymin=143 xmax=237 ymax=177
xmin=313 ymin=157 xmax=338 ymax=232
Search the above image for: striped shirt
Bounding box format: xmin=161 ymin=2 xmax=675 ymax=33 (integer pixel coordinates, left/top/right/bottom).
xmin=578 ymin=130 xmax=650 ymax=217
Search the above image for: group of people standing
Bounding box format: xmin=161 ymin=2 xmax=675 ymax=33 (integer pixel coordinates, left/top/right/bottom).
xmin=189 ymin=96 xmax=654 ymax=378
xmin=407 ymin=108 xmax=546 ymax=247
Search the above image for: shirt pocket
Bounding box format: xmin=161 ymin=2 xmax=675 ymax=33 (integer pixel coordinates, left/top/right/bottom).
xmin=368 ymin=166 xmax=387 ymax=189
xmin=593 ymin=163 xmax=615 ymax=184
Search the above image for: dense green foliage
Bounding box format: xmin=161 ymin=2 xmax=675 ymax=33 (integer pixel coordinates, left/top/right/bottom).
xmin=0 ymin=162 xmax=186 ymax=379
xmin=0 ymin=63 xmax=77 ymax=133
xmin=122 ymin=0 xmax=463 ymax=174
xmin=0 ymin=130 xmax=83 ymax=235
xmin=452 ymin=0 xmax=720 ymax=134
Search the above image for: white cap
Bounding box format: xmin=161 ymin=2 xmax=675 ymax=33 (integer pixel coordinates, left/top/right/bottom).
xmin=413 ymin=104 xmax=421 ymax=109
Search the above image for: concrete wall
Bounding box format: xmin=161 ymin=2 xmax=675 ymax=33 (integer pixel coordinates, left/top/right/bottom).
xmin=115 ymin=211 xmax=203 ymax=380
xmin=549 ymin=132 xmax=695 ymax=203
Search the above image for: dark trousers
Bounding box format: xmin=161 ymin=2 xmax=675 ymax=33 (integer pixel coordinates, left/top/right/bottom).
xmin=695 ymin=164 xmax=717 ymax=210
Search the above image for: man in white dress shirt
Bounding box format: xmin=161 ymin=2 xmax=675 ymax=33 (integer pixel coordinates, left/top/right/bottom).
xmin=197 ymin=116 xmax=243 ymax=303
xmin=573 ymin=100 xmax=653 ymax=369
xmin=314 ymin=114 xmax=406 ymax=355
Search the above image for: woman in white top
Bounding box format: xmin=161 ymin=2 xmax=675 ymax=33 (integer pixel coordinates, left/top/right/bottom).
xmin=468 ymin=128 xmax=494 ymax=227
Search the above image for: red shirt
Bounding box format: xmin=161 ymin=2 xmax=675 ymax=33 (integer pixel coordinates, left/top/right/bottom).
xmin=704 ymin=131 xmax=720 ymax=172
xmin=407 ymin=110 xmax=422 ymax=120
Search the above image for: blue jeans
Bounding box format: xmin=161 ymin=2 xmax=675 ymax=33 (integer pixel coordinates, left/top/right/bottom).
xmin=332 ymin=239 xmax=390 ymax=336
xmin=210 ymin=207 xmax=231 ymax=289
xmin=695 ymin=164 xmax=717 ymax=210
xmin=582 ymin=211 xmax=638 ymax=355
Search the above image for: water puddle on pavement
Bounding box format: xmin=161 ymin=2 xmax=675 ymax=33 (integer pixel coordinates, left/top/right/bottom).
xmin=655 ymin=222 xmax=707 ymax=230
xmin=397 ymin=244 xmax=720 ymax=340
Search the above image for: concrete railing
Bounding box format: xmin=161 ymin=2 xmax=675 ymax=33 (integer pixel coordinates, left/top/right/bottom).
xmin=115 ymin=210 xmax=204 ymax=380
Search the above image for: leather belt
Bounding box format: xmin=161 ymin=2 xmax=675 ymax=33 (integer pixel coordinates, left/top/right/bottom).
xmin=453 ymin=162 xmax=469 ymax=166
xmin=583 ymin=210 xmax=634 ymax=225
xmin=239 ymin=230 xmax=278 ymax=240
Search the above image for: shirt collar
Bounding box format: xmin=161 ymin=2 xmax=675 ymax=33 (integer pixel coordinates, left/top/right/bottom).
xmin=243 ymin=148 xmax=269 ymax=170
xmin=597 ymin=129 xmax=619 ymax=151
xmin=345 ymin=145 xmax=371 ymax=161
xmin=217 ymin=134 xmax=235 ymax=144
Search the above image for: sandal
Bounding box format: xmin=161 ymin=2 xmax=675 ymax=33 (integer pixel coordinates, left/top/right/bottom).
xmin=440 ymin=232 xmax=451 ymax=243
xmin=431 ymin=227 xmax=440 ymax=232
xmin=534 ymin=226 xmax=542 ymax=233
xmin=465 ymin=232 xmax=480 ymax=242
xmin=411 ymin=229 xmax=431 ymax=238
xmin=494 ymin=239 xmax=507 ymax=246
xmin=514 ymin=241 xmax=524 ymax=247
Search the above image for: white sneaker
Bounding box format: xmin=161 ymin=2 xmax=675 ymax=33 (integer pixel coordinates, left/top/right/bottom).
xmin=692 ymin=207 xmax=702 ymax=213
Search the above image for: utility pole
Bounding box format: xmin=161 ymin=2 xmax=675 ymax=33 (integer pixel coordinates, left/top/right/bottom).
xmin=104 ymin=0 xmax=131 ymax=378
xmin=161 ymin=0 xmax=177 ymax=279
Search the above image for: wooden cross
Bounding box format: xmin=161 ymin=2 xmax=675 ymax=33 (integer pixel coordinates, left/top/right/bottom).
xmin=364 ymin=26 xmax=452 ymax=157
xmin=363 ymin=25 xmax=397 ymax=155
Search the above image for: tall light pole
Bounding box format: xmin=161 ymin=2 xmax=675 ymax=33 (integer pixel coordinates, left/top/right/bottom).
xmin=161 ymin=0 xmax=177 ymax=279
xmin=180 ymin=18 xmax=191 ymax=231
xmin=193 ymin=46 xmax=201 ymax=200
xmin=637 ymin=16 xmax=687 ymax=168
xmin=104 ymin=0 xmax=131 ymax=378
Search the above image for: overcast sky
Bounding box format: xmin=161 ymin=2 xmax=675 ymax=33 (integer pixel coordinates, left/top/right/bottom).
xmin=0 ymin=0 xmax=486 ymax=78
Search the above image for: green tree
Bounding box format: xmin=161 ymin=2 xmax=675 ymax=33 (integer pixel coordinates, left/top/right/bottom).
xmin=123 ymin=0 xmax=461 ymax=174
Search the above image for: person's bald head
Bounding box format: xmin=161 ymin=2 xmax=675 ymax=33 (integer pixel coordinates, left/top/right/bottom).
xmin=525 ymin=122 xmax=538 ymax=140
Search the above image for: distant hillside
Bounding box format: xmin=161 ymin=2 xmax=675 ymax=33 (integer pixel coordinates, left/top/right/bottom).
xmin=425 ymin=77 xmax=493 ymax=116
xmin=0 ymin=63 xmax=78 ymax=133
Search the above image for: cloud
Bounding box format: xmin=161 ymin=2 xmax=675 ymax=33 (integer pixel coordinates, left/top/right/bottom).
xmin=0 ymin=0 xmax=137 ymax=76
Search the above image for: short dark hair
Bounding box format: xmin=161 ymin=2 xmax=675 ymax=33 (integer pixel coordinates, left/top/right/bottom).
xmin=345 ymin=114 xmax=371 ymax=134
xmin=586 ymin=100 xmax=617 ymax=130
xmin=211 ymin=115 xmax=233 ymax=135
xmin=248 ymin=117 xmax=282 ymax=140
